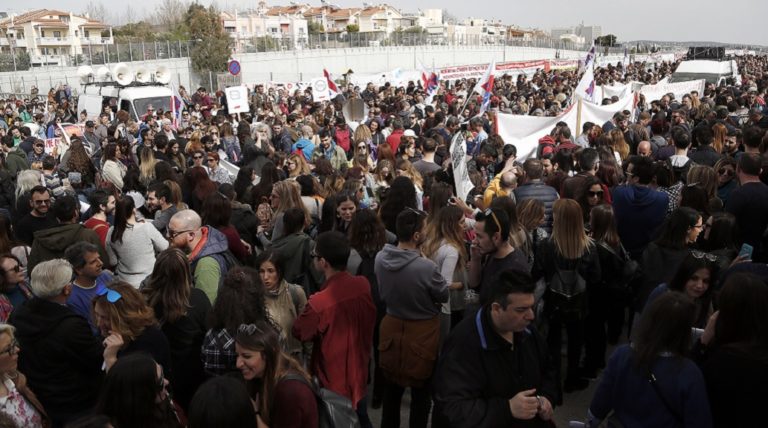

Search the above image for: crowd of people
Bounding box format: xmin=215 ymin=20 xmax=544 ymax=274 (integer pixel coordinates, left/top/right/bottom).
xmin=0 ymin=53 xmax=765 ymax=428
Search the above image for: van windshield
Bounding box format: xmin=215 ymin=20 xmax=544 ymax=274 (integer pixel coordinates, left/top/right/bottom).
xmin=133 ymin=97 xmax=172 ymax=119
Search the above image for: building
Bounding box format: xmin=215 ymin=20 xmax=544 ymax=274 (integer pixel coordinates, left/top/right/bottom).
xmin=0 ymin=9 xmax=113 ymax=66
xmin=357 ymin=5 xmax=402 ymax=35
xmin=220 ymin=2 xmax=309 ymax=51
xmin=551 ymin=23 xmax=601 ymax=44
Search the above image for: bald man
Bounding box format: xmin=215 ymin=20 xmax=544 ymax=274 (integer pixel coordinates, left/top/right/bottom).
xmin=168 ymin=209 xmax=232 ymax=303
xmin=637 ymin=141 xmax=652 ymax=158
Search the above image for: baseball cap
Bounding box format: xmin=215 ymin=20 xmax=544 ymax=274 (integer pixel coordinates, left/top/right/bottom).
xmin=403 ymin=129 xmax=417 ymax=138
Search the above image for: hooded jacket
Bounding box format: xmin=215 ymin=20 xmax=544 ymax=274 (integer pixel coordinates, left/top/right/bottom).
xmin=189 ymin=226 xmax=232 ymax=303
xmin=612 ymin=185 xmax=670 ymax=257
xmin=374 ymin=244 xmax=448 ymax=320
xmin=292 ymin=138 xmax=315 ymax=162
xmin=10 ymin=298 xmax=104 ymax=424
xmin=27 ymin=223 xmax=106 ymax=274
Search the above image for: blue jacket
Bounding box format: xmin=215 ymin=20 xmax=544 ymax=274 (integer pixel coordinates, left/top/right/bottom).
xmin=612 ymin=185 xmax=669 ymax=258
xmin=590 ymin=344 xmax=712 ymax=428
xmin=292 ymin=138 xmax=315 ymax=162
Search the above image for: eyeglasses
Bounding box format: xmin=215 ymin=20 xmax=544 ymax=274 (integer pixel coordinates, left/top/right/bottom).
xmin=96 ymin=287 xmax=123 ymax=303
xmin=2 ymin=263 xmax=21 ymax=273
xmin=238 ymin=323 xmax=265 ymax=336
xmin=34 ymin=145 xmax=44 ymax=149
xmin=691 ymin=250 xmax=718 ymax=262
xmin=718 ymin=168 xmax=734 ymax=176
xmin=483 ymin=208 xmax=501 ymax=232
xmin=0 ymin=339 xmax=19 ymax=357
xmin=588 ymin=190 xmax=604 ymax=198
xmin=193 ymin=155 xmax=203 ymax=159
xmin=167 ymin=229 xmax=193 ymax=239
xmin=33 ymin=199 xmax=51 ymax=205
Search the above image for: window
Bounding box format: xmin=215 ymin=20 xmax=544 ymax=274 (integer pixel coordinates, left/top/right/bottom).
xmin=53 ymin=31 xmax=61 ymax=38
xmin=84 ymin=30 xmax=90 ymax=38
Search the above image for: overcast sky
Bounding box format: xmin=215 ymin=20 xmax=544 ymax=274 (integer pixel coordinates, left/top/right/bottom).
xmin=9 ymin=0 xmax=767 ymax=46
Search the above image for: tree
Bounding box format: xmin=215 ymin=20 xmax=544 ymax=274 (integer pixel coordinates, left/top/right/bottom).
xmin=185 ymin=4 xmax=231 ymax=74
xmin=156 ymin=0 xmax=188 ymax=29
xmin=84 ymin=1 xmax=110 ymax=23
xmin=595 ymin=34 xmax=617 ymax=47
xmin=0 ymin=50 xmax=30 ymax=72
xmin=403 ymin=26 xmax=424 ymax=33
xmin=346 ymin=24 xmax=359 ymax=33
xmin=253 ymin=36 xmax=278 ymax=52
xmin=308 ymin=20 xmax=324 ymax=34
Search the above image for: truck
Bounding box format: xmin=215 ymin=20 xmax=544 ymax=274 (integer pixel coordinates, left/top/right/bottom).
xmin=76 ymin=63 xmax=181 ymax=122
xmin=669 ymin=59 xmax=741 ymax=87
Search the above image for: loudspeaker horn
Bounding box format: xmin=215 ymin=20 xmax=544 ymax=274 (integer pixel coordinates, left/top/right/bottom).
xmin=154 ymin=65 xmax=171 ymax=84
xmin=135 ymin=66 xmax=151 ymax=83
xmin=77 ymin=66 xmax=94 ymax=83
xmin=112 ymin=63 xmax=134 ymax=86
xmin=95 ymin=66 xmax=111 ymax=81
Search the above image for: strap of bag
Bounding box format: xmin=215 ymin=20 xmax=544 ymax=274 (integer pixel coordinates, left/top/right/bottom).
xmin=648 ymin=371 xmax=683 ymax=424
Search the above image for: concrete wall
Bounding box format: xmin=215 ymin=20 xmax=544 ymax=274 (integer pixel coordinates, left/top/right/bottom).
xmin=0 ymin=45 xmax=585 ymax=95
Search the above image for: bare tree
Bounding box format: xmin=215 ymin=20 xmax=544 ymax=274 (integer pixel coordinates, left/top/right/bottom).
xmin=84 ymin=0 xmax=110 ymax=23
xmin=156 ymin=0 xmax=188 ymax=29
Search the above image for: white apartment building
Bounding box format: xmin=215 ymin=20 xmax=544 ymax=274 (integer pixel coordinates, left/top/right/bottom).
xmin=221 ymin=4 xmax=309 ymax=51
xmin=0 ymin=9 xmax=113 ymax=66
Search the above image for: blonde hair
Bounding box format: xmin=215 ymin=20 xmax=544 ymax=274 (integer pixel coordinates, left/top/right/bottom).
xmin=396 ymin=159 xmax=423 ymax=188
xmin=711 ymin=123 xmax=726 ymax=154
xmin=552 ymin=199 xmax=592 ymax=259
xmin=15 ymin=169 xmax=43 ymax=201
xmin=287 ymin=154 xmax=311 ymax=178
xmin=687 ymin=165 xmax=718 ymax=200
xmin=353 ymin=124 xmax=372 ymax=144
xmin=608 ymin=129 xmax=630 ymax=161
xmin=272 ymin=180 xmax=309 ymax=225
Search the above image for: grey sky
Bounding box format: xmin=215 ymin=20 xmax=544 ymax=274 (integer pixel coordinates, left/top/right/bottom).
xmin=9 ymin=0 xmax=767 ymax=46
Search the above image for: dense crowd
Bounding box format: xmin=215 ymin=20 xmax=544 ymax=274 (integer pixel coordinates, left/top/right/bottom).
xmin=0 ymin=54 xmax=766 ymax=428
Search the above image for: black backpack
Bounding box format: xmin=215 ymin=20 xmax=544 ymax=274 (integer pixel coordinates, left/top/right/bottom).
xmin=282 ymin=373 xmax=361 ymax=428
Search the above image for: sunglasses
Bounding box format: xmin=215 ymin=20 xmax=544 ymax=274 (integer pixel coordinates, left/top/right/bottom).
xmin=33 ymin=199 xmax=51 ymax=205
xmin=238 ymin=323 xmax=265 ymax=336
xmin=588 ymin=190 xmax=604 ymax=197
xmin=0 ymin=339 xmax=19 ymax=357
xmin=691 ymin=250 xmax=718 ymax=262
xmin=167 ymin=229 xmax=193 ymax=239
xmin=193 ymin=155 xmax=203 ymax=159
xmin=97 ymin=287 xmax=123 ymax=303
xmin=483 ymin=208 xmax=501 ymax=233
xmin=2 ymin=263 xmax=21 ymax=273
xmin=718 ymin=168 xmax=734 ymax=176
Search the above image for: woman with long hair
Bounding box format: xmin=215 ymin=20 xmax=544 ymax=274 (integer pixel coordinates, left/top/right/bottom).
xmin=203 ymin=267 xmax=271 ymax=375
xmin=235 ymin=320 xmax=318 ymax=428
xmin=378 ymin=176 xmax=417 ymax=234
xmin=711 ymin=122 xmax=727 ymax=154
xmin=0 ymin=254 xmax=32 ymax=322
xmin=286 ymin=153 xmax=311 ymax=179
xmin=65 ymin=139 xmax=97 ymax=187
xmin=138 ymin=146 xmax=158 ymax=188
xmin=250 ymin=161 xmax=280 ymax=208
xmin=164 ymin=179 xmax=188 ymax=210
xmin=713 ymin=157 xmax=738 ymax=206
xmin=638 ymin=207 xmax=703 ymax=312
xmin=105 ymin=197 xmax=168 ymax=288
xmin=353 ymin=123 xmax=377 ymax=162
xmin=640 ymin=252 xmax=717 ymax=330
xmin=94 ymin=353 xmax=183 ymax=428
xmin=102 ymin=143 xmax=127 ymax=191
xmin=233 ymin=166 xmax=256 ymax=206
xmin=142 ymin=248 xmax=211 ymax=410
xmin=585 ymin=204 xmax=631 ymax=376
xmin=188 ymin=376 xmax=257 ymax=428
xmin=396 ymin=159 xmax=424 ymax=209
xmin=686 ymin=164 xmax=721 ymax=213
xmin=219 ymin=122 xmax=241 ymax=163
xmin=422 ymin=205 xmax=468 ymax=334
xmin=489 ymin=196 xmax=530 ymax=266
xmin=166 ymin=140 xmax=187 ymax=173
xmin=577 ymin=175 xmax=608 ymax=224
xmin=698 ymin=272 xmax=768 ymax=428
xmin=320 ymin=191 xmax=358 ymax=235
xmin=587 ymin=292 xmax=712 ymax=427
xmin=0 ymin=323 xmax=48 ymax=427
xmin=700 ymin=212 xmax=739 ymax=271
xmin=94 ymin=281 xmax=171 ymax=371
xmin=184 ymin=131 xmax=204 ymax=157
xmin=183 ymin=166 xmax=217 ymax=212
xmin=255 ymin=250 xmax=308 ymax=360
xmin=261 ymin=180 xmax=309 ymax=245
xmin=202 ymin=192 xmax=250 ymax=263
xmin=608 ymin=128 xmax=630 ymax=162
xmin=534 ymin=198 xmax=601 ymax=395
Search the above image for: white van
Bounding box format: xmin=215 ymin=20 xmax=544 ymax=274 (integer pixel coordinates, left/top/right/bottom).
xmin=669 ymin=60 xmax=741 ymax=86
xmin=76 ymin=63 xmax=181 ymax=122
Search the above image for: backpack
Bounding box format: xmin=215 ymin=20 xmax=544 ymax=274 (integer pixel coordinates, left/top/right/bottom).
xmin=547 ymin=259 xmax=586 ymax=315
xmin=666 ymin=157 xmax=694 ymax=184
xmin=282 ymin=373 xmax=361 ymax=428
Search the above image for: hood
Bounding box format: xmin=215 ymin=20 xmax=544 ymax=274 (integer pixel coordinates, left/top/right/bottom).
xmin=626 ymin=186 xmax=666 ymax=208
xmin=197 ymin=226 xmax=230 ymax=259
xmin=295 ymin=138 xmax=313 ymax=149
xmin=33 ymin=224 xmax=87 ymax=252
xmin=538 ymin=135 xmax=556 ymax=145
xmin=377 ymin=243 xmax=420 ymax=272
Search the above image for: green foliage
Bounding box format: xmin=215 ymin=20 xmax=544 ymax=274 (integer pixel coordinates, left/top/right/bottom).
xmin=595 ymin=34 xmax=617 ymax=47
xmin=184 ymin=4 xmax=232 ymax=74
xmin=113 ymin=21 xmax=159 ymax=41
xmin=0 ymin=50 xmax=30 ymax=72
xmin=253 ymin=36 xmax=278 ymax=52
xmin=403 ymin=26 xmax=425 ymax=34
xmin=346 ymin=24 xmax=359 ymax=33
xmin=308 ymin=21 xmax=324 ymax=34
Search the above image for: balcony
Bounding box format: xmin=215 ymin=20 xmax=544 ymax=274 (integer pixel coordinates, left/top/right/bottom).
xmin=80 ymin=37 xmax=114 ymax=45
xmin=0 ymin=38 xmax=29 ymax=48
xmin=36 ymin=37 xmax=71 ymax=46
xmin=0 ymin=38 xmax=8 ymax=46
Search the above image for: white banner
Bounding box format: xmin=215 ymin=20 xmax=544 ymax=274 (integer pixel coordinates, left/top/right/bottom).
xmin=639 ymin=79 xmax=705 ymax=103
xmin=225 ymin=86 xmax=249 ymax=114
xmin=449 ymin=132 xmax=473 ymax=203
xmin=496 ymin=94 xmax=636 ymax=161
xmin=311 ymin=78 xmax=332 ymax=102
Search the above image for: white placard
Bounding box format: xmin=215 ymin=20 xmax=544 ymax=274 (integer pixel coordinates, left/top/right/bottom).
xmin=311 ymin=78 xmax=331 ymax=102
xmin=225 ymin=86 xmax=250 ymax=114
xmin=450 ymin=132 xmax=473 ymax=203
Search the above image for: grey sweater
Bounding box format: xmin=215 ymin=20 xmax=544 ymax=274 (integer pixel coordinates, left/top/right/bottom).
xmin=106 ymin=222 xmax=169 ymax=288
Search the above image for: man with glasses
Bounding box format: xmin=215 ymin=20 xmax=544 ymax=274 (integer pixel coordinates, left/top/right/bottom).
xmin=293 ymin=231 xmax=376 ymax=428
xmin=14 ymin=186 xmax=57 ymax=246
xmin=469 ymin=208 xmax=529 ymax=312
xmin=10 ymin=259 xmax=104 ymax=426
xmin=374 ymin=209 xmax=448 ymax=428
xmin=167 ymin=209 xmax=232 ymax=303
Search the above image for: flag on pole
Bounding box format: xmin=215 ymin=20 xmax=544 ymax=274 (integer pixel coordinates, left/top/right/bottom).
xmin=418 ymin=60 xmax=440 ymax=103
xmin=323 ymin=69 xmax=339 ymax=95
xmin=579 ymin=43 xmax=597 ymax=74
xmin=473 ymin=60 xmax=496 ymax=116
xmin=574 ymin=66 xmax=597 ymax=104
xmin=170 ymin=83 xmax=183 ymax=128
xmin=622 ymin=47 xmax=629 ymax=79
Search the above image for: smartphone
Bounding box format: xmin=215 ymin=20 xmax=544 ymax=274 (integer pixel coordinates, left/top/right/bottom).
xmin=738 ymin=243 xmax=754 ymax=260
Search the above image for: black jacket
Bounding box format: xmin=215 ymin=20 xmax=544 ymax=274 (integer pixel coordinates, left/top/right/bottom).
xmin=10 ymin=298 xmax=104 ymax=424
xmin=514 ymin=180 xmax=559 ymax=234
xmin=688 ymin=145 xmax=722 ymax=167
xmin=433 ymin=308 xmax=558 ymax=428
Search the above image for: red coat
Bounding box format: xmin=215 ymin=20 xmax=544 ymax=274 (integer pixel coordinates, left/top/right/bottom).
xmin=292 ymin=271 xmax=376 ymax=406
xmin=386 ymin=129 xmax=404 ymax=153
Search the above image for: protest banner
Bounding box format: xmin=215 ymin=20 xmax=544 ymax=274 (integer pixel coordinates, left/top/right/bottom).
xmin=225 ymin=86 xmax=250 ymax=114
xmin=639 ymin=79 xmax=705 ymax=103
xmin=311 ymin=78 xmax=332 ymax=102
xmin=449 ymin=132 xmax=473 ymax=203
